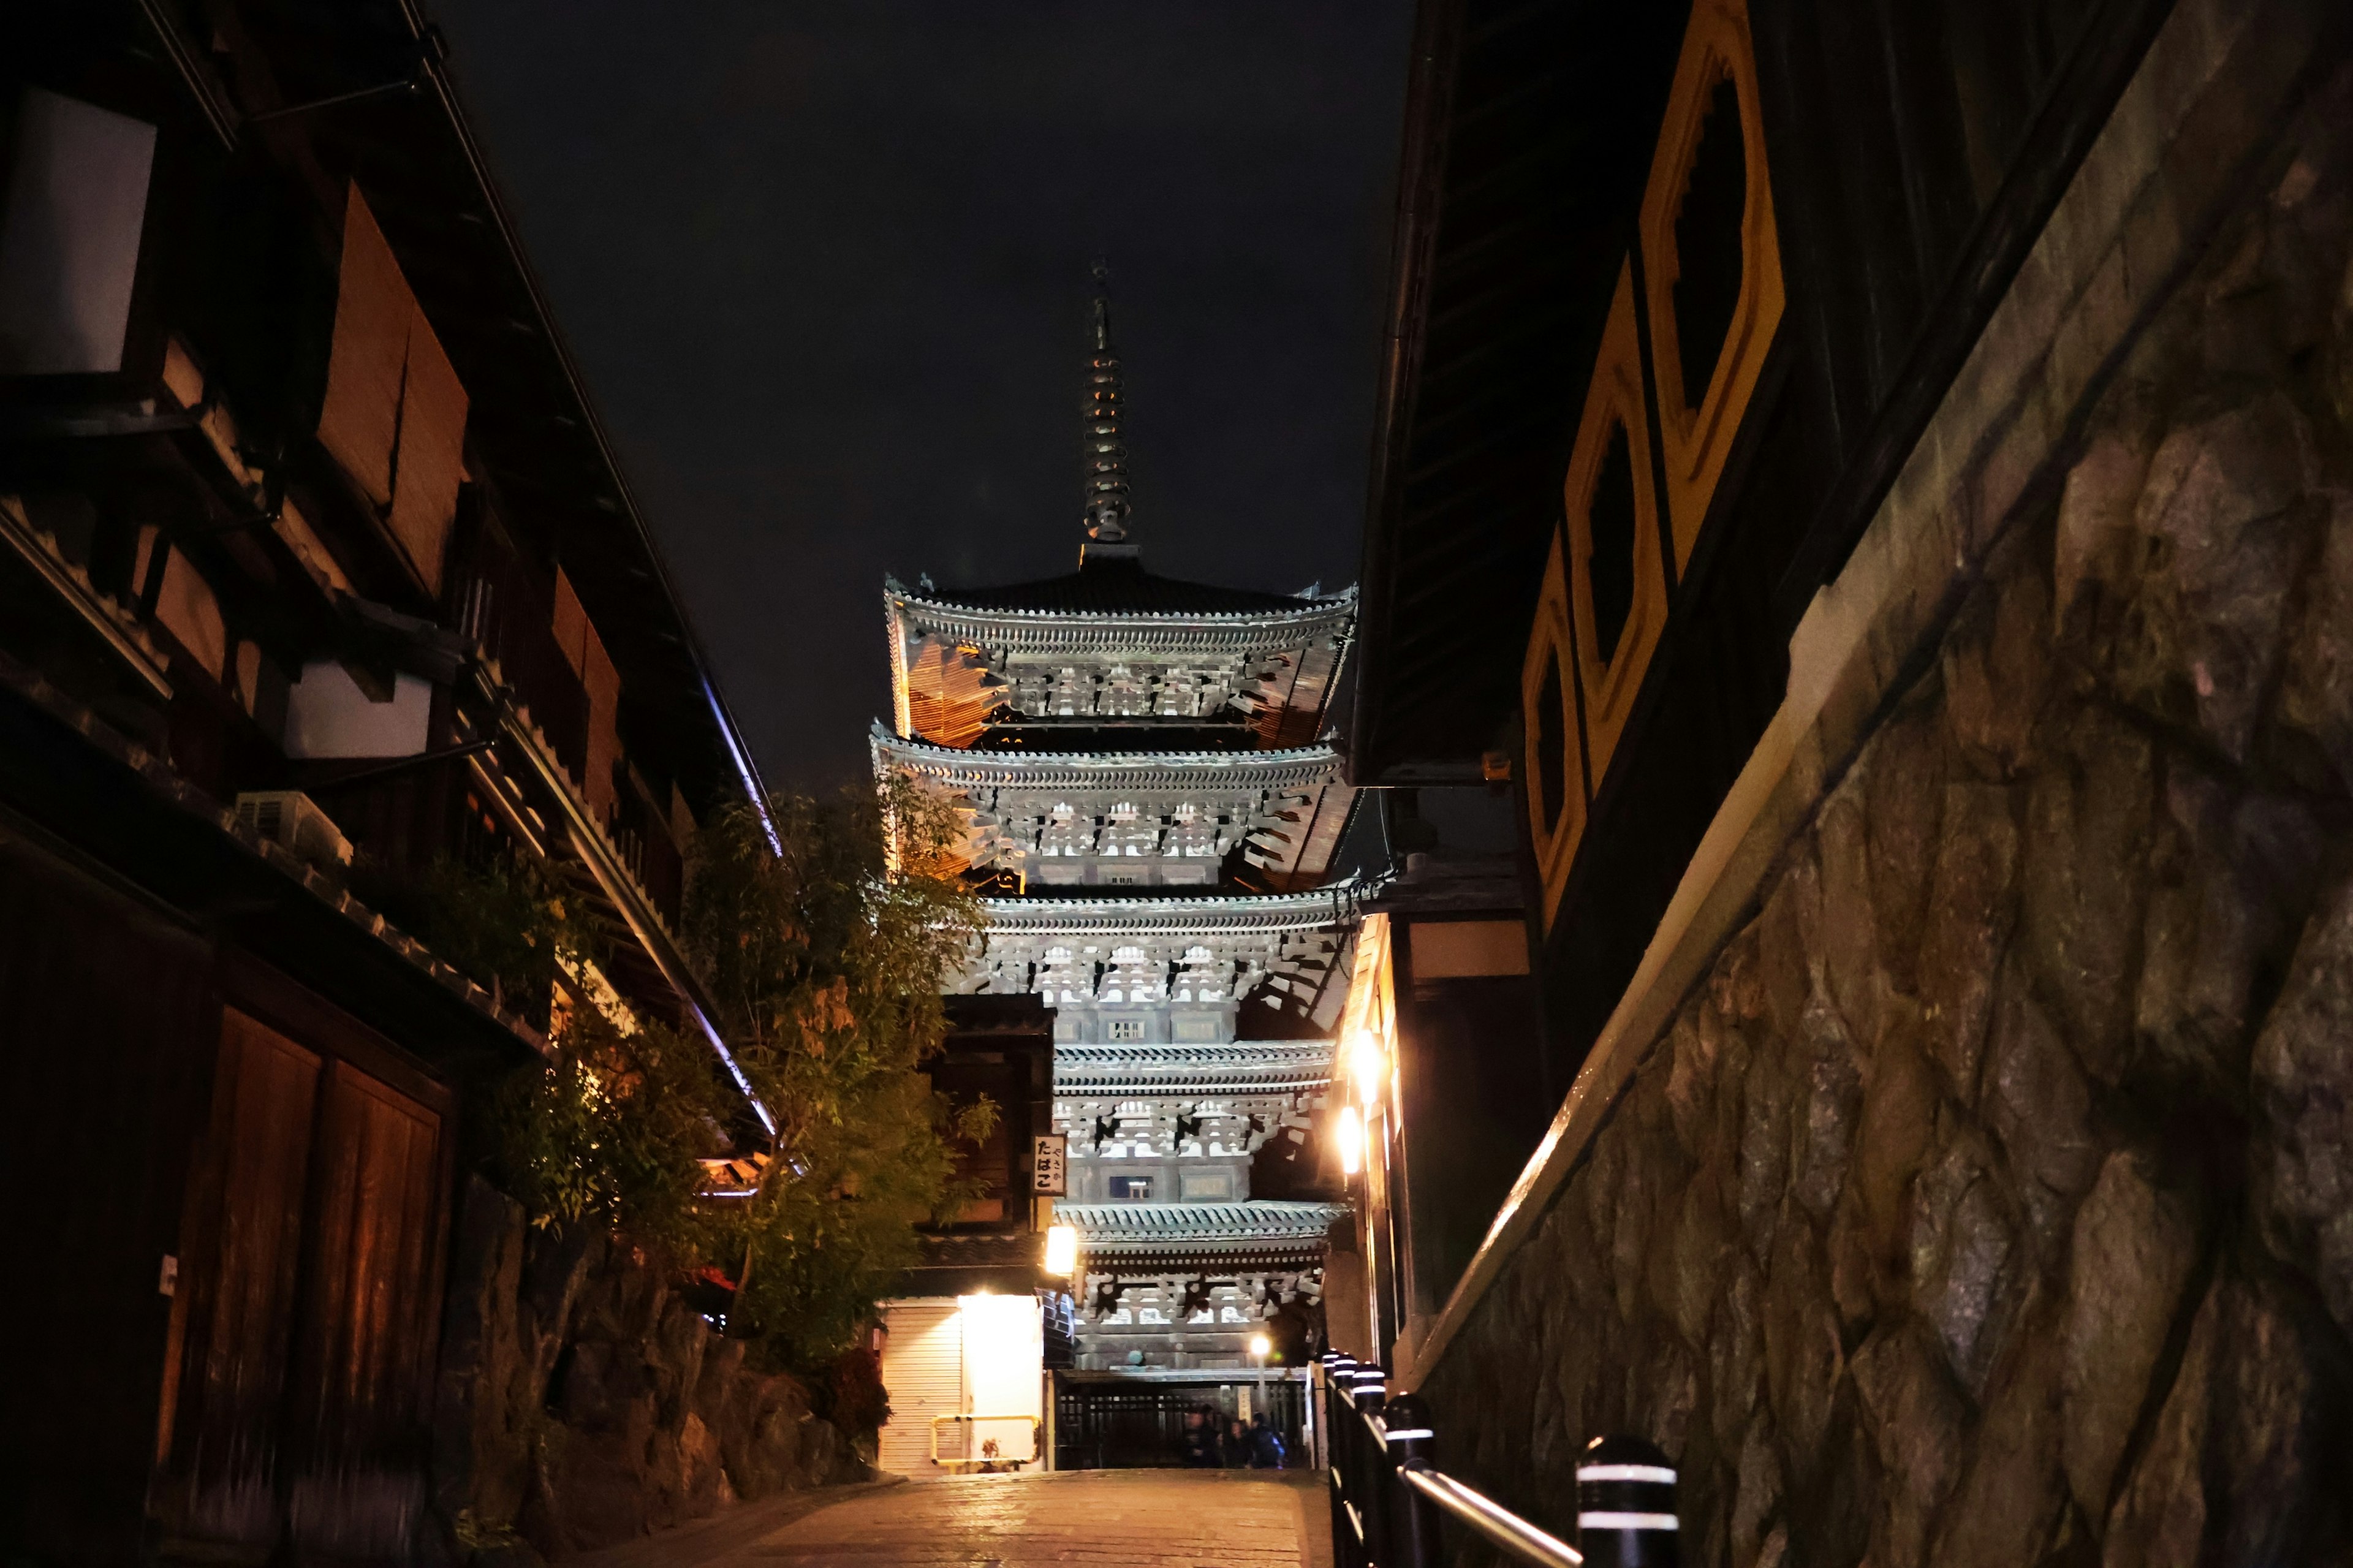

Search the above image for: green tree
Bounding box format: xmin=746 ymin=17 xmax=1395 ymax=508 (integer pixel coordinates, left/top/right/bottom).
xmin=416 ymin=771 xmax=991 ymax=1376
xmin=682 ymin=771 xmax=991 ymax=1368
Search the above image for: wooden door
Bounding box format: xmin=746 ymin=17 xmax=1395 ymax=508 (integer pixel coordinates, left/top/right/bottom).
xmin=156 ymin=1010 xmax=322 ymax=1556
xmin=281 ymin=1062 xmax=445 ymax=1558
xmin=156 ymin=1010 xmax=447 ymax=1562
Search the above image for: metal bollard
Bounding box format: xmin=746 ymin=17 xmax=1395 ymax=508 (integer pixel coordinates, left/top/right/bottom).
xmin=1325 ymin=1356 xmax=1360 ymax=1568
xmin=1377 ymin=1392 xmax=1446 ymax=1568
xmin=1347 ymin=1367 xmax=1390 ymax=1568
xmin=1577 ymin=1436 xmax=1678 ymax=1567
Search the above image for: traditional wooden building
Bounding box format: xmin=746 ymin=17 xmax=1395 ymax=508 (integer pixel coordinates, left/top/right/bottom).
xmin=0 ymin=6 xmax=772 ymax=1559
xmin=872 ymin=290 xmax=1355 ymax=1470
xmin=1344 ymin=0 xmax=2353 ymax=1559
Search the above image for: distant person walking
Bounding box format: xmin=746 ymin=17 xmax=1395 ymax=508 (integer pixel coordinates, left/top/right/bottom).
xmin=1178 ymin=1408 xmax=1221 ymax=1468
xmin=1248 ymin=1414 xmax=1286 ymax=1470
xmin=1221 ymin=1417 xmax=1252 ymax=1468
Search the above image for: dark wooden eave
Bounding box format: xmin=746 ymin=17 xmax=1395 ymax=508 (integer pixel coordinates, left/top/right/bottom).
xmin=1349 ymin=0 xmax=1690 ymax=784
xmin=143 ymin=0 xmax=771 ymax=822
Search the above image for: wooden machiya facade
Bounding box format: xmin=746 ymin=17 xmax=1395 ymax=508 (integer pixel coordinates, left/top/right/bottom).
xmin=1355 ymin=0 xmax=2188 ymax=1058
xmin=0 ymin=6 xmax=770 ymax=1560
xmin=871 ymin=290 xmax=1357 ymax=1469
xmin=1347 ymin=0 xmax=2353 ymax=1412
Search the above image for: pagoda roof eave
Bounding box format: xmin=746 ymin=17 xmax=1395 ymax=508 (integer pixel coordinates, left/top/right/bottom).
xmin=1054 ymin=1040 xmax=1337 ymax=1094
xmin=1056 ymin=1200 xmax=1347 ymax=1248
xmin=885 ymin=577 xmax=1358 ymax=631
xmin=872 ymin=724 xmax=1341 ymax=779
xmin=977 ymin=883 xmax=1359 ymax=934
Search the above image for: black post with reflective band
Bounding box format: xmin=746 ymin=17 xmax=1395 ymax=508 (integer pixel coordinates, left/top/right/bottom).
xmin=1378 ymin=1392 xmax=1445 ymax=1568
xmin=1347 ymin=1367 xmax=1390 ymax=1568
xmin=1324 ymin=1355 xmax=1360 ymax=1568
xmin=1577 ymin=1436 xmax=1679 ymax=1567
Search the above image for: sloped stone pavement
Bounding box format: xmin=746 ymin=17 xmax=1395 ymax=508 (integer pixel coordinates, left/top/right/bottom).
xmin=580 ymin=1470 xmax=1327 ymax=1568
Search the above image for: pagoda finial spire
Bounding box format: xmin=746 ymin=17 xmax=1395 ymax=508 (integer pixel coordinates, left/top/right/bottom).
xmin=1082 ymin=260 xmax=1135 ymax=557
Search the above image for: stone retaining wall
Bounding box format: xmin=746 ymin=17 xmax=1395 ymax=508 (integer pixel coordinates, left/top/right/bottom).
xmin=430 ymin=1179 xmax=863 ymax=1562
xmin=1420 ymin=47 xmax=2353 ymax=1568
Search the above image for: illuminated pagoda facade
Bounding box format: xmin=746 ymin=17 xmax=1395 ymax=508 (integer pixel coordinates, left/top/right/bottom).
xmin=876 ymin=283 xmax=1356 ymax=1393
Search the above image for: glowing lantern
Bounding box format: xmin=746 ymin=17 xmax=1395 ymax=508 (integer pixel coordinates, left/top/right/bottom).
xmin=1337 ymin=1104 xmax=1365 ymax=1175
xmin=1043 ymin=1224 xmax=1078 ymax=1277
xmin=1348 ymin=1028 xmax=1386 ymax=1104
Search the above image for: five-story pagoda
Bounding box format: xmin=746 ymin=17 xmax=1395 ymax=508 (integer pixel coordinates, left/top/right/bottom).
xmin=873 ymin=281 xmax=1355 ymax=1468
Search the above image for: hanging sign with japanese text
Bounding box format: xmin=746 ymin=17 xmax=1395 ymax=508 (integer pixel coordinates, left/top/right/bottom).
xmin=1031 ymin=1134 xmax=1068 ymax=1196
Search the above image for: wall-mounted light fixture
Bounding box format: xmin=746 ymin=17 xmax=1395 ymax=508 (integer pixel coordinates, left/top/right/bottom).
xmin=1347 ymin=1028 xmax=1385 ymax=1105
xmin=1336 ymin=1104 xmax=1365 ymax=1176
xmin=1043 ymin=1224 xmax=1078 ymax=1277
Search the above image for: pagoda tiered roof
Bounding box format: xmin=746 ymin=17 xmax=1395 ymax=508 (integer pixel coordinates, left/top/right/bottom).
xmin=895 ymin=555 xmax=1351 ymax=619
xmin=1058 ymin=1200 xmax=1346 ymax=1262
xmin=884 ymin=575 xmax=1355 ymax=673
xmin=1053 ymin=1040 xmax=1336 ymax=1094
xmin=978 ymin=884 xmax=1358 ymax=934
xmin=873 ymin=726 xmax=1340 ymax=787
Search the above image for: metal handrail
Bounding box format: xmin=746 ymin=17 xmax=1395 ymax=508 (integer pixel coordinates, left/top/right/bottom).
xmin=1396 ymin=1463 xmax=1583 ymax=1568
xmin=1319 ymin=1358 xmax=1675 ymax=1568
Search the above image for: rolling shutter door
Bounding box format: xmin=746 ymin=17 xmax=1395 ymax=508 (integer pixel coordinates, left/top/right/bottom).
xmin=876 ymin=1299 xmax=961 ymax=1475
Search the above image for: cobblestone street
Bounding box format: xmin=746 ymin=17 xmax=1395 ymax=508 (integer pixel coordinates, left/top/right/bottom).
xmin=577 ymin=1472 xmax=1329 ymax=1568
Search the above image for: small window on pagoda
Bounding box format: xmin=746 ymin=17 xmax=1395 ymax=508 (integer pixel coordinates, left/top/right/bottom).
xmin=1106 ymin=1018 xmax=1146 ymax=1041
xmin=1108 ymin=1175 xmax=1151 ymax=1201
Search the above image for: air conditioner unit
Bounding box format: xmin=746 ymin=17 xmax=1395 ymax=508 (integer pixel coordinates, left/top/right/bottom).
xmin=235 ymin=790 xmax=354 ymax=869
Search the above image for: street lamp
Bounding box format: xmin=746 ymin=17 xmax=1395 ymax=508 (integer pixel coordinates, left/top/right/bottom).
xmin=1248 ymin=1331 xmax=1271 ymax=1431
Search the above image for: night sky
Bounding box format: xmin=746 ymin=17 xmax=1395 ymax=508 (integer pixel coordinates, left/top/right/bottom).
xmin=433 ymin=2 xmax=1417 ymax=789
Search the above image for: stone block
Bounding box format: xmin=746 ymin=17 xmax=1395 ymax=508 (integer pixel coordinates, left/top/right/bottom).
xmin=1852 ymin=1009 xmax=1941 ymax=1266
xmin=2059 ymin=1151 xmax=2198 ymax=1518
xmin=2137 ymin=760 xmax=2321 ymax=1093
xmin=1941 ymin=563 xmax=2051 ymax=784
xmin=2018 ymin=704 xmax=2155 ymax=1081
xmin=2101 ymin=1276 xmax=2216 ymax=1568
xmin=2252 ymin=871 xmax=2353 ymax=1339
xmin=1762 ymin=1208 xmax=1844 ymax=1479
xmin=1925 ymin=1290 xmax=2068 ymax=1568
xmin=1915 ymin=781 xmax=2020 ymax=1096
xmin=1906 ymin=1136 xmax=2020 ymax=1398
xmin=1665 ymin=1002 xmax=1719 ymax=1161
xmin=1852 ymin=1320 xmax=1967 ymax=1568
xmin=1790 ymin=998 xmax=1863 ymax=1223
xmin=2055 ymin=430 xmax=2158 ymax=637
xmin=2108 ymin=392 xmax=2317 ymax=762
xmin=1710 ymin=1256 xmax=1768 ymax=1455
xmin=2273 ymin=493 xmax=2353 ymax=795
xmin=2207 ymin=1272 xmax=2343 ymax=1565
xmin=1815 ymin=781 xmax=1886 ymax=1048
xmin=1982 ymin=964 xmax=2099 ymax=1270
xmin=1863 ymin=699 xmax=1948 ymax=998
xmin=1727 ymin=1414 xmax=1784 ymax=1568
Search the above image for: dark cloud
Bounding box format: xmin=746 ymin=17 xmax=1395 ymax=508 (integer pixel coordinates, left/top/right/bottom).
xmin=433 ymin=1 xmax=1415 ymax=787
